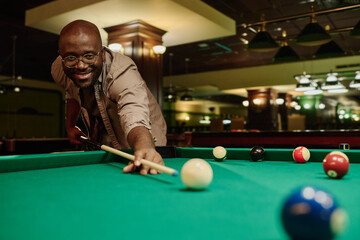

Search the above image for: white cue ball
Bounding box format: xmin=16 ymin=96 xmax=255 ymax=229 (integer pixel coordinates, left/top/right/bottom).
xmin=213 ymin=146 xmax=227 ymax=161
xmin=181 ymin=158 xmax=213 ymax=190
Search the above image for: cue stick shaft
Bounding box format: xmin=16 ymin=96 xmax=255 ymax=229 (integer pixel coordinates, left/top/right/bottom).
xmin=100 ymin=145 xmax=178 ymax=176
xmin=78 ymin=136 xmax=178 ymax=176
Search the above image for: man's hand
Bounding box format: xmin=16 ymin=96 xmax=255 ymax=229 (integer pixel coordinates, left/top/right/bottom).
xmin=65 ymin=98 xmax=83 ymax=145
xmin=123 ymin=147 xmax=164 ymax=175
xmin=67 ymin=126 xmax=86 ymax=145
xmin=123 ymin=126 xmax=164 ymax=175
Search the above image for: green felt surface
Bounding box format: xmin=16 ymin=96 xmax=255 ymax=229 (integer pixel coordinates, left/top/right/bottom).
xmin=0 ymin=148 xmax=359 ymax=240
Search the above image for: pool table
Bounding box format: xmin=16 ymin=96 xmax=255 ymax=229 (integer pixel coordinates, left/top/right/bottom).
xmin=0 ymin=147 xmax=359 ymax=240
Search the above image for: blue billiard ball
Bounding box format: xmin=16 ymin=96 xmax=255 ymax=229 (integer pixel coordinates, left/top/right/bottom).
xmin=281 ymin=186 xmax=348 ymax=240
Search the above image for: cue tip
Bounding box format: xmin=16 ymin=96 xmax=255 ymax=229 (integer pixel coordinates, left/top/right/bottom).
xmin=173 ymin=170 xmax=179 ymax=177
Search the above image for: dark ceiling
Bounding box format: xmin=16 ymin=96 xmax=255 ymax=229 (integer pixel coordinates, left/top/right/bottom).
xmin=165 ymin=0 xmax=360 ymax=76
xmin=1 ymin=0 xmax=359 ymax=82
xmin=0 ymin=0 xmax=58 ymax=81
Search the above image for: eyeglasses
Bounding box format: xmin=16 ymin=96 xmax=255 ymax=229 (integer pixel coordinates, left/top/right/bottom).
xmin=61 ymin=51 xmax=101 ymax=68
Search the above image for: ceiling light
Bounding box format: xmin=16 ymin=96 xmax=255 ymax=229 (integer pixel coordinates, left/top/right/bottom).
xmin=355 ymin=71 xmax=360 ymax=80
xmin=164 ymin=86 xmax=177 ymax=102
xmin=295 ymin=73 xmax=311 ymax=83
xmin=304 ymin=103 xmax=311 ymax=109
xmin=319 ymin=103 xmax=326 ymax=109
xmin=180 ymin=92 xmax=193 ymax=101
xmin=198 ymin=43 xmax=209 ymax=48
xmin=108 ymin=43 xmax=122 ymax=52
xmin=240 ymin=38 xmax=249 ymax=44
xmin=304 ymin=87 xmax=323 ymax=95
xmin=294 ymin=7 xmax=331 ymax=46
xmin=290 ymin=101 xmax=298 ymax=107
xmin=326 ymin=72 xmax=338 ymax=82
xmin=273 ymin=30 xmax=299 ymax=63
xmin=321 ymin=81 xmax=344 ymax=90
xmin=350 ymin=71 xmax=360 ymax=88
xmin=295 ymin=81 xmax=317 ymax=91
xmin=350 ymin=20 xmax=360 ymax=39
xmin=276 ymin=98 xmax=285 ymax=105
xmin=13 ymin=86 xmax=21 ymax=93
xmin=242 ymin=100 xmax=249 ymax=107
xmin=153 ymin=45 xmax=166 ymax=55
xmin=327 ymin=88 xmax=348 ymax=93
xmin=349 ymin=80 xmax=360 ymax=88
xmin=246 ymin=30 xmax=278 ymax=52
xmin=0 ymin=85 xmax=6 ymax=94
xmin=246 ymin=15 xmax=278 ymax=52
xmin=314 ymin=41 xmax=344 ymax=58
xmin=272 ymin=45 xmax=299 ymax=63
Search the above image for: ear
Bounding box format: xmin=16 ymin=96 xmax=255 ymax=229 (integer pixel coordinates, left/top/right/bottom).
xmin=101 ymin=47 xmax=105 ymax=59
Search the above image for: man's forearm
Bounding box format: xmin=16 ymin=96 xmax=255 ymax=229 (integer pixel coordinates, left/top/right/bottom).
xmin=127 ymin=126 xmax=155 ymax=151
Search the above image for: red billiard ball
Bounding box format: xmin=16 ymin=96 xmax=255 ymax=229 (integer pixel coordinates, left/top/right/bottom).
xmin=292 ymin=146 xmax=310 ymax=163
xmin=323 ymin=151 xmax=349 ymax=179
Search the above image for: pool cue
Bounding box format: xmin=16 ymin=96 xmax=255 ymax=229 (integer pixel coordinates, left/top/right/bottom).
xmin=79 ymin=136 xmax=178 ymax=176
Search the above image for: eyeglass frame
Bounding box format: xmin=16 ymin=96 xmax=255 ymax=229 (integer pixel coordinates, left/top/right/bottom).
xmin=59 ymin=49 xmax=102 ymax=68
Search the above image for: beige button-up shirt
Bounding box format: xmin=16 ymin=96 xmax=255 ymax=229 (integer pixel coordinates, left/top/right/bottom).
xmin=51 ymin=48 xmax=167 ymax=149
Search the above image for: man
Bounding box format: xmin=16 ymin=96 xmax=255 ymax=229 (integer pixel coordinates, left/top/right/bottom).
xmin=52 ymin=19 xmax=167 ymax=175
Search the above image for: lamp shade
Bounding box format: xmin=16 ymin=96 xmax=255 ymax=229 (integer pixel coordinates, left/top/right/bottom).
xmin=164 ymin=86 xmax=177 ymax=102
xmin=295 ymin=81 xmax=317 ymax=92
xmin=294 ymin=22 xmax=331 ymax=46
xmin=246 ymin=31 xmax=279 ymax=52
xmin=350 ymin=20 xmax=360 ymax=39
xmin=272 ymin=45 xmax=299 ymax=63
xmin=180 ymin=92 xmax=193 ymax=101
xmin=153 ymin=45 xmax=166 ymax=54
xmin=314 ymin=41 xmax=344 ymax=58
xmin=321 ymin=80 xmax=344 ymax=90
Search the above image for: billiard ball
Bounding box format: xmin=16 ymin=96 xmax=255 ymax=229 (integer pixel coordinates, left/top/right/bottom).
xmin=213 ymin=146 xmax=227 ymax=162
xmin=181 ymin=158 xmax=213 ymax=190
xmin=249 ymin=146 xmax=265 ymax=161
xmin=281 ymin=186 xmax=348 ymax=240
xmin=292 ymin=146 xmax=310 ymax=163
xmin=339 ymin=143 xmax=350 ymax=150
xmin=323 ymin=151 xmax=350 ymax=179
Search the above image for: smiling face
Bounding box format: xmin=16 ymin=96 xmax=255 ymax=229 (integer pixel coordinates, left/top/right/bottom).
xmin=58 ymin=20 xmax=104 ymax=88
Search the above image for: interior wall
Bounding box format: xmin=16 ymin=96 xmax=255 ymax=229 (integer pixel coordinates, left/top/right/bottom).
xmin=164 ymin=55 xmax=360 ymax=91
xmin=0 ymin=77 xmax=65 ymax=138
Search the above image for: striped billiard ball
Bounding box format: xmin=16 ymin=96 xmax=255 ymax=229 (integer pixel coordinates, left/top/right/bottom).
xmin=323 ymin=151 xmax=349 ymax=179
xmin=292 ymin=146 xmax=310 ymax=163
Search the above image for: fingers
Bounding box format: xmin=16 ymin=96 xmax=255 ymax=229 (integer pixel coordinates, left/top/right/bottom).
xmin=123 ymin=161 xmax=136 ymax=173
xmin=140 ymin=164 xmax=151 ymax=176
xmin=67 ymin=127 xmax=86 ymax=145
xmin=122 ymin=149 xmax=164 ymax=175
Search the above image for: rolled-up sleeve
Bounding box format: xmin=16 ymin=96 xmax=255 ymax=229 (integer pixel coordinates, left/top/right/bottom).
xmin=51 ymin=56 xmax=80 ymax=103
xmin=107 ymin=65 xmax=151 ymax=138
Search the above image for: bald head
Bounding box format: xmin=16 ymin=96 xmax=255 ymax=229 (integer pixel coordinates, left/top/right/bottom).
xmin=59 ymin=20 xmax=102 ymax=51
xmin=58 ymin=20 xmax=104 ymax=88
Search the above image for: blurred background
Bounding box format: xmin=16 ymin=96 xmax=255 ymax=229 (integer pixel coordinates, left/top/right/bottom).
xmin=1 ymin=0 xmax=360 ymax=152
